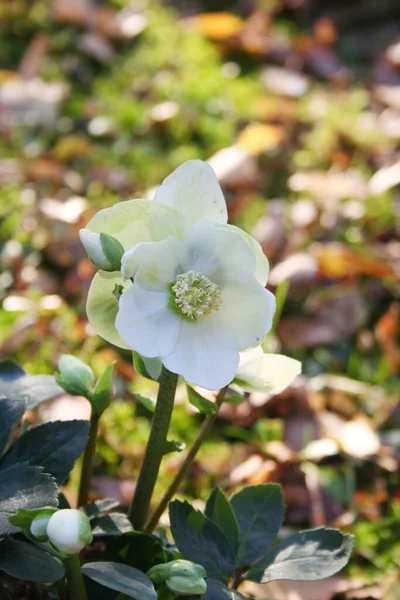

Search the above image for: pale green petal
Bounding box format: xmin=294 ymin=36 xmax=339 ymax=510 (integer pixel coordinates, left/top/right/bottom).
xmin=235 ymin=353 xmax=302 ymax=393
xmin=212 ymin=222 xmax=270 ymax=286
xmin=87 ymin=271 xmax=132 ymax=349
xmin=85 ymin=199 xmax=184 ymax=249
xmin=154 ymin=160 xmax=227 ymax=228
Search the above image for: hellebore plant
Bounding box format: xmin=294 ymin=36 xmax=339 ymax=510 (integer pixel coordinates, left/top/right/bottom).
xmin=0 ymin=161 xmax=354 ymax=600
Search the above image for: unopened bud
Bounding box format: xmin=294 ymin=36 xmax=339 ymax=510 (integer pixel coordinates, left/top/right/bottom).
xmin=166 ymin=575 xmax=207 ymax=596
xmin=30 ymin=513 xmax=52 ymax=541
xmin=46 ymin=509 xmax=93 ymax=556
xmin=79 ymin=229 xmax=124 ymax=272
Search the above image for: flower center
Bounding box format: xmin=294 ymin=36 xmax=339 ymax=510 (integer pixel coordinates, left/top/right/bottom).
xmin=172 ymin=270 xmax=222 ymax=320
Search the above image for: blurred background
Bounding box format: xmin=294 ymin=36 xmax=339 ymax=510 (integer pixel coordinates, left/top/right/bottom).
xmin=1 ymin=1 xmax=400 ymax=598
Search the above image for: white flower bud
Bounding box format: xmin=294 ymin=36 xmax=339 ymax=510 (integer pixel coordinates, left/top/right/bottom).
xmin=80 ymin=229 xmax=124 ymax=272
xmin=46 ymin=509 xmax=93 ymax=556
xmin=30 ymin=513 xmax=52 ymax=541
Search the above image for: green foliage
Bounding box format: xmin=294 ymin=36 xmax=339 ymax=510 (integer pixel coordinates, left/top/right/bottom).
xmin=186 ymin=386 xmax=217 ymax=415
xmin=169 ymin=485 xmax=353 ymax=591
xmin=0 ymin=537 xmax=65 ymax=584
xmin=0 ymin=359 xmax=63 ymax=410
xmin=81 ymin=562 xmax=157 ymax=600
xmin=104 ymin=532 xmax=166 ymax=573
xmin=92 ymin=362 xmax=116 ymax=416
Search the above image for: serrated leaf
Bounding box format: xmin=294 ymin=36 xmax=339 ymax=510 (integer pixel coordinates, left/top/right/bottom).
xmin=230 ymin=484 xmax=285 ymax=567
xmin=82 ymin=562 xmax=157 ymax=600
xmin=0 ymin=463 xmax=58 ymax=535
xmin=247 ymin=528 xmax=354 ymax=583
xmin=169 ymin=500 xmax=236 ymax=582
xmin=92 ymin=362 xmax=115 ymax=416
xmin=135 ymin=393 xmax=156 ymax=413
xmin=103 ymin=531 xmax=166 ymax=573
xmin=0 ymin=537 xmax=64 ymax=583
xmin=0 ymin=360 xmax=63 ymax=410
xmin=203 ymin=579 xmax=247 ymax=600
xmin=205 ymin=488 xmax=239 ymax=553
xmin=0 ymin=395 xmax=27 ymax=456
xmin=133 ymin=353 xmax=162 ymax=381
xmin=0 ymin=420 xmax=89 ymax=485
xmin=186 ymin=386 xmax=217 ymax=415
xmin=91 ymin=513 xmax=133 ymax=536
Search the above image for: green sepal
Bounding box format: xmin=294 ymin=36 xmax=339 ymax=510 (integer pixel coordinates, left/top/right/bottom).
xmin=8 ymin=506 xmax=58 ymax=539
xmin=91 ymin=362 xmax=115 ymax=416
xmin=100 ymin=233 xmax=125 ymax=272
xmin=186 ymin=386 xmax=217 ymax=415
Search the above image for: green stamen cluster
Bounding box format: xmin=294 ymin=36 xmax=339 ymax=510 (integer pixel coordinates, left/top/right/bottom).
xmin=172 ymin=270 xmax=222 ymax=320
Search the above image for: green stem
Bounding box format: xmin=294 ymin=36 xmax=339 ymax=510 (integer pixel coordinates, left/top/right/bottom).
xmin=63 ymin=554 xmax=87 ymax=600
xmin=128 ymin=366 xmax=179 ymax=530
xmin=144 ymin=385 xmax=228 ymax=533
xmin=77 ymin=411 xmax=99 ymax=507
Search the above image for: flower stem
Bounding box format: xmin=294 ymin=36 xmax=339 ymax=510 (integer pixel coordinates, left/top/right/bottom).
xmin=144 ymin=385 xmax=228 ymax=533
xmin=128 ymin=366 xmax=179 ymax=530
xmin=63 ymin=554 xmax=87 ymax=600
xmin=77 ymin=411 xmax=99 ymax=507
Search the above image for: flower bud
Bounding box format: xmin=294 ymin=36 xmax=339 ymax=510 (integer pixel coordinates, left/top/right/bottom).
xmin=166 ymin=575 xmax=207 ymax=596
xmin=57 ymin=354 xmax=95 ymax=397
xmin=30 ymin=513 xmax=52 ymax=541
xmin=46 ymin=509 xmax=93 ymax=556
xmin=79 ymin=229 xmax=124 ymax=272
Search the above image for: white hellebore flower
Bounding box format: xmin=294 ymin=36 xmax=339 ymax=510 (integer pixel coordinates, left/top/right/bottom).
xmin=116 ymin=223 xmax=275 ymax=389
xmin=81 ymin=160 xmax=275 ymax=389
xmin=46 ymin=509 xmax=93 ymax=556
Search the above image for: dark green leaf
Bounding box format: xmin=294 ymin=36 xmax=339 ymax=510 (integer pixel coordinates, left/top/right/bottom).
xmin=92 ymin=362 xmax=115 ymax=416
xmin=0 ymin=537 xmax=64 ymax=583
xmin=247 ymin=528 xmax=354 ymax=583
xmin=163 ymin=440 xmax=185 ymax=455
xmin=230 ymin=484 xmax=285 ymax=567
xmin=132 ymin=353 xmax=162 ymax=381
xmin=186 ymin=386 xmax=217 ymax=415
xmin=205 ymin=488 xmax=239 ymax=553
xmin=82 ymin=562 xmax=157 ymax=600
xmin=0 ymin=463 xmax=57 ymax=535
xmin=0 ymin=360 xmax=26 ymax=382
xmin=104 ymin=531 xmax=166 ymax=573
xmin=135 ymin=393 xmax=155 ymax=413
xmin=203 ymin=579 xmax=247 ymax=600
xmin=83 ymin=498 xmax=120 ymax=519
xmin=0 ymin=395 xmax=27 ymax=456
xmin=0 ymin=369 xmax=63 ymax=410
xmin=1 ymin=420 xmax=89 ymax=485
xmin=169 ymin=500 xmax=236 ymax=582
xmin=92 ymin=513 xmax=133 ymax=536
xmin=57 ymin=355 xmax=95 ymax=397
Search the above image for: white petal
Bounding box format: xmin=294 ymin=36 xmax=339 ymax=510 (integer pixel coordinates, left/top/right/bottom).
xmin=87 ymin=271 xmax=132 ymax=349
xmin=211 ymin=222 xmax=270 ymax=286
xmin=85 ymin=199 xmax=184 ymax=248
xmin=115 ymin=285 xmax=181 ymax=357
xmin=215 ymin=282 xmax=276 ymax=350
xmin=235 ymin=353 xmax=302 ymax=394
xmin=179 ymin=223 xmax=256 ymax=286
xmin=122 ymin=236 xmax=182 ymax=288
xmin=162 ymin=318 xmax=239 ymax=390
xmin=154 ymin=160 xmax=227 ymax=228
